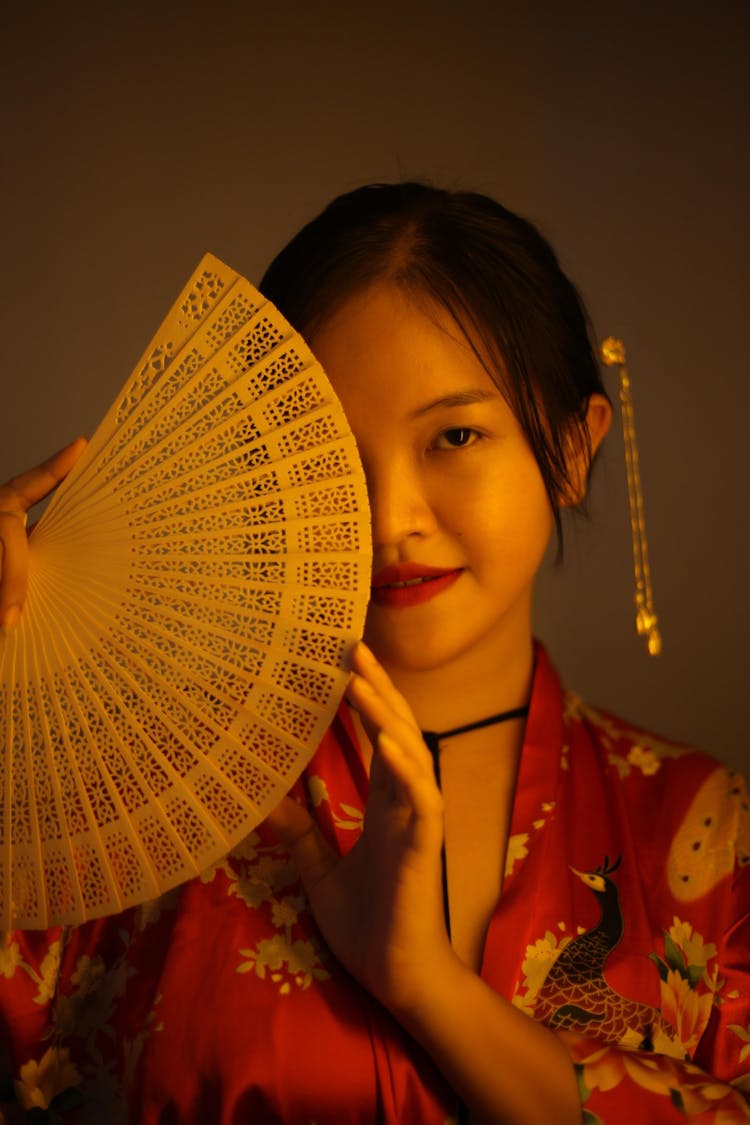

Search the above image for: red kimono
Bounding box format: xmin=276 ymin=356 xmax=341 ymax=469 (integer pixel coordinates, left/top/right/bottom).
xmin=1 ymin=645 xmax=749 ymax=1123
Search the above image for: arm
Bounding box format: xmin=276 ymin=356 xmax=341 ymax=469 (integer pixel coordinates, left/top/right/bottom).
xmin=270 ymin=644 xmax=750 ymax=1123
xmin=0 ymin=437 xmax=87 ymax=627
xmin=268 ymin=642 xmax=581 ymax=1125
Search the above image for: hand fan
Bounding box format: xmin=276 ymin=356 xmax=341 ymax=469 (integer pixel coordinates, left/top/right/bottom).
xmin=0 ymin=254 xmax=372 ymax=930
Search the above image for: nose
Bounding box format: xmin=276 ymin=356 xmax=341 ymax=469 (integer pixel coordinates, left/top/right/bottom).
xmin=362 ymin=452 xmax=438 ymax=550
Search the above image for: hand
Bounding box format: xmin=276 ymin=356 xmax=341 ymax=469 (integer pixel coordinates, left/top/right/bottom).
xmin=270 ymin=647 xmax=584 ymax=1124
xmin=266 ymin=642 xmax=454 ymax=1015
xmin=0 ymin=437 xmax=88 ymax=628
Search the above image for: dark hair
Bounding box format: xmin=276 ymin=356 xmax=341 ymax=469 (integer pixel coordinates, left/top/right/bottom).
xmin=260 ymin=182 xmax=608 ymax=545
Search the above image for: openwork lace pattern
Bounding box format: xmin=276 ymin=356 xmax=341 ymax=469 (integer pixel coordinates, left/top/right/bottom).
xmin=0 ymin=253 xmax=371 ymax=928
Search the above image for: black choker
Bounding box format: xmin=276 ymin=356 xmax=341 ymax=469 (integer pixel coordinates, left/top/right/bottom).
xmin=421 ymin=703 xmax=530 ymax=760
xmin=420 ymin=703 xmax=528 ymax=1125
xmin=420 ymin=703 xmax=530 ymax=951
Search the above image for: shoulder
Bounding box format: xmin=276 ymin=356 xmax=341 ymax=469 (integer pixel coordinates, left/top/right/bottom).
xmin=532 ymin=643 xmax=732 ymax=799
xmin=565 ymin=687 xmax=738 ymax=786
xmin=564 ymin=689 xmax=715 ymax=784
xmin=563 ymin=690 xmax=750 ymax=900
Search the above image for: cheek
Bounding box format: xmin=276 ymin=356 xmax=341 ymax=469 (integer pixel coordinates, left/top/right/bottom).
xmin=460 ymin=461 xmax=553 ymax=566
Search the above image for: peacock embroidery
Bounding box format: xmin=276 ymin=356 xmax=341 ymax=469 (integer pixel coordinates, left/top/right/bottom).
xmin=534 ymin=856 xmax=659 ymax=1048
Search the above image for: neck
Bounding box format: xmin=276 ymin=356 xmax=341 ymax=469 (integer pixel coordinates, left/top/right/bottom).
xmin=349 ymin=626 xmax=534 ymax=779
xmin=422 ymin=703 xmax=529 ymax=745
xmin=379 ymin=627 xmax=535 ymax=734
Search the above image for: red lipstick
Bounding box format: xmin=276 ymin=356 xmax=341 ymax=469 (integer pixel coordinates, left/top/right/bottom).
xmin=370 ymin=563 xmax=463 ymax=608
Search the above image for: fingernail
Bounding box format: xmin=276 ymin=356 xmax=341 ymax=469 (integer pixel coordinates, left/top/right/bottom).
xmin=1 ymin=605 xmax=20 ymax=629
xmin=377 ymin=731 xmax=398 ymax=753
xmin=348 ymin=672 xmax=372 ymax=693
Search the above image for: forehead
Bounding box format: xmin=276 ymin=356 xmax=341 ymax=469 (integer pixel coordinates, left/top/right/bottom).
xmin=309 ymin=283 xmax=504 ymax=413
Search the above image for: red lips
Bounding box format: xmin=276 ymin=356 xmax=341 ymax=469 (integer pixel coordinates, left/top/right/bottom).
xmin=370 ymin=563 xmax=463 ymax=608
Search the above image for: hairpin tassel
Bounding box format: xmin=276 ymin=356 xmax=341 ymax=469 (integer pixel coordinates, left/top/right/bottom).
xmin=600 ymin=336 xmax=662 ymax=656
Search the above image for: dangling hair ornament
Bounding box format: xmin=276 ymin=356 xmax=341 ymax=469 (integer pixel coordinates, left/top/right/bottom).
xmin=600 ymin=336 xmax=662 ymax=656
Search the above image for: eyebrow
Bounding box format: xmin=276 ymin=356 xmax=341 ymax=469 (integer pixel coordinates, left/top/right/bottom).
xmin=409 ymin=388 xmax=498 ymax=419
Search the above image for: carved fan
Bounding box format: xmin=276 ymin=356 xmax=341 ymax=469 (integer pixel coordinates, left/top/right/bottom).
xmin=0 ymin=254 xmax=372 ymax=930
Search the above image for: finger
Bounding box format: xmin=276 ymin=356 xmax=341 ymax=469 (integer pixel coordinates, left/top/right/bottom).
xmin=349 ymin=642 xmax=417 ymax=728
xmin=264 ymin=795 xmax=338 ymax=893
xmin=348 ymin=673 xmax=435 ymax=787
xmin=347 ymin=645 xmax=425 ymax=754
xmin=0 ymin=437 xmax=88 ymax=627
xmin=0 ymin=436 xmax=88 ymax=510
xmin=374 ymin=731 xmax=444 ymax=824
xmin=347 ymin=672 xmax=414 ymax=745
xmin=0 ymin=514 xmax=31 ymax=627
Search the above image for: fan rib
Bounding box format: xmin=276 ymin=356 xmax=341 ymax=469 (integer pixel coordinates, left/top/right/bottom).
xmin=2 ymin=254 xmax=372 ymax=927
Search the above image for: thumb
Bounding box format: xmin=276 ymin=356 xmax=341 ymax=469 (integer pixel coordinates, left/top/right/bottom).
xmin=264 ymin=795 xmax=339 ymax=894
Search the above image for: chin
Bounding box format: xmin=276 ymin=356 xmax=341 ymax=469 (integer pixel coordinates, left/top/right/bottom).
xmin=363 ymin=620 xmax=478 ymax=677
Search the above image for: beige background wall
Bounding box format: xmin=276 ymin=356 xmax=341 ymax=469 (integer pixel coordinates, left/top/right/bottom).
xmin=2 ymin=2 xmax=747 ymax=769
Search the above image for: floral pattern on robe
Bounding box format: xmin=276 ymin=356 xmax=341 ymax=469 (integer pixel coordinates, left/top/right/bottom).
xmin=0 ymin=644 xmax=748 ymax=1123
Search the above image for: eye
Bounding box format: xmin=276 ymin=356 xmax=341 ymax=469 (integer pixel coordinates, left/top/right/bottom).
xmin=431 ymin=427 xmax=480 ymax=451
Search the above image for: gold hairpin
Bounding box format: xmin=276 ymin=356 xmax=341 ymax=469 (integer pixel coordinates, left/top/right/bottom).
xmin=600 ymin=337 xmax=662 ymax=656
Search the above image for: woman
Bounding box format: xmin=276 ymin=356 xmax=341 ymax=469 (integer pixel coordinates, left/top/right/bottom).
xmin=0 ymin=184 xmax=748 ymax=1123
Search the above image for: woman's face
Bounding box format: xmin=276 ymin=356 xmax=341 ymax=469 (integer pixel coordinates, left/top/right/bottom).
xmin=310 ymin=284 xmax=555 ymax=679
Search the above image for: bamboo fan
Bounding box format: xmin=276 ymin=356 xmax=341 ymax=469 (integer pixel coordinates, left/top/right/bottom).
xmin=0 ymin=254 xmax=372 ymax=930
